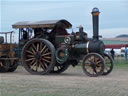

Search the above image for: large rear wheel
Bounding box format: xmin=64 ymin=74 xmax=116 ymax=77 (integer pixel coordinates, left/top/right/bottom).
xmin=22 ymin=38 xmax=55 ymax=75
xmin=82 ymin=53 xmax=105 ymax=77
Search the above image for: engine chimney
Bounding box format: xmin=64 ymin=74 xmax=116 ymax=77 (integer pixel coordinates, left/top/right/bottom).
xmin=91 ymin=7 xmax=100 ymax=40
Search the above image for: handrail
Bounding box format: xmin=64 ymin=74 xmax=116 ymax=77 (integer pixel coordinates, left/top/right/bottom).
xmin=0 ymin=31 xmax=14 ymax=34
xmin=0 ymin=31 xmax=14 ymax=43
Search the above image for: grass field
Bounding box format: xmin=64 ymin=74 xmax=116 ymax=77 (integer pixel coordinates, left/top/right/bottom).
xmin=114 ymin=57 xmax=128 ymax=69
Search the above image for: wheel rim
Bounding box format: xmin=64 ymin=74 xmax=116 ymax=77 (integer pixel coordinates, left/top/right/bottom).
xmin=83 ymin=53 xmax=105 ymax=77
xmin=0 ymin=59 xmax=9 ymax=72
xmin=8 ymin=60 xmax=18 ymax=72
xmin=22 ymin=39 xmax=54 ymax=74
xmin=102 ymin=53 xmax=113 ymax=75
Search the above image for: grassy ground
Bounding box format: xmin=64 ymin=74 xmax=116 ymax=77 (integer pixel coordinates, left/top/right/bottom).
xmin=114 ymin=57 xmax=128 ymax=69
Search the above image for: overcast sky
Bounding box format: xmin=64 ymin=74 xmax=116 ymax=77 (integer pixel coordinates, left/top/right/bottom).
xmin=1 ymin=0 xmax=128 ymax=39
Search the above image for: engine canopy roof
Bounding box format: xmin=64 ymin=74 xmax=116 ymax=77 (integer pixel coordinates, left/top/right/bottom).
xmin=12 ymin=19 xmax=72 ymax=29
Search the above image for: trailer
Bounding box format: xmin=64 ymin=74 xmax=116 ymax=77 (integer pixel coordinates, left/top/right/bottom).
xmin=0 ymin=31 xmax=18 ymax=72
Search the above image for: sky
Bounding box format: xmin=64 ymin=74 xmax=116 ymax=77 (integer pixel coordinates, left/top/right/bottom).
xmin=0 ymin=0 xmax=128 ymax=41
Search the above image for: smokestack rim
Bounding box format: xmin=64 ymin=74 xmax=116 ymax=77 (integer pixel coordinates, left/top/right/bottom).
xmin=91 ymin=7 xmax=100 ymax=16
xmin=92 ymin=7 xmax=100 ymax=13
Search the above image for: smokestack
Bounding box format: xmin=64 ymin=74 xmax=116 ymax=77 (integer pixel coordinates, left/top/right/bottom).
xmin=91 ymin=7 xmax=100 ymax=40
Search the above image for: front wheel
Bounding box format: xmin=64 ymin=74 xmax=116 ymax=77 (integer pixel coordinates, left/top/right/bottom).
xmin=102 ymin=53 xmax=114 ymax=75
xmin=82 ymin=53 xmax=105 ymax=77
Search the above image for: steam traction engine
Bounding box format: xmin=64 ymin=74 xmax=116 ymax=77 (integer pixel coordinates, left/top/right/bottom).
xmin=12 ymin=8 xmax=113 ymax=77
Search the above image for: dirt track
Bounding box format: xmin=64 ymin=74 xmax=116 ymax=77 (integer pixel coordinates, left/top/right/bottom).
xmin=0 ymin=66 xmax=128 ymax=96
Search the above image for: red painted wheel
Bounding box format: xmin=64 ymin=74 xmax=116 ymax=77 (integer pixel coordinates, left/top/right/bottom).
xmin=22 ymin=38 xmax=55 ymax=75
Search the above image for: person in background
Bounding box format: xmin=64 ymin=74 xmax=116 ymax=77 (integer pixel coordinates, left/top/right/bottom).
xmin=124 ymin=47 xmax=128 ymax=61
xmin=110 ymin=48 xmax=115 ymax=60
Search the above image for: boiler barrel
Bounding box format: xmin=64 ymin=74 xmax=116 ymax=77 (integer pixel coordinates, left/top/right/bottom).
xmin=73 ymin=40 xmax=104 ymax=55
xmin=88 ymin=40 xmax=105 ymax=55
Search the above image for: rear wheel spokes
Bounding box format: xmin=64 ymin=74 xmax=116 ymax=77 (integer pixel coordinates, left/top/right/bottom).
xmin=27 ymin=55 xmax=34 ymax=58
xmin=22 ymin=39 xmax=56 ymax=75
xmin=36 ymin=43 xmax=39 ymax=52
xmin=31 ymin=47 xmax=36 ymax=54
xmin=26 ymin=50 xmax=34 ymax=55
xmin=32 ymin=44 xmax=37 ymax=51
xmin=31 ymin=62 xmax=37 ymax=70
xmin=41 ymin=46 xmax=51 ymax=68
xmin=35 ymin=62 xmax=39 ymax=71
xmin=40 ymin=45 xmax=46 ymax=53
xmin=43 ymin=48 xmax=49 ymax=54
xmin=26 ymin=44 xmax=37 ymax=55
xmin=30 ymin=59 xmax=36 ymax=65
xmin=25 ymin=58 xmax=35 ymax=62
xmin=25 ymin=42 xmax=51 ymax=73
xmin=43 ymin=62 xmax=48 ymax=68
xmin=41 ymin=58 xmax=50 ymax=63
xmin=42 ymin=52 xmax=51 ymax=56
